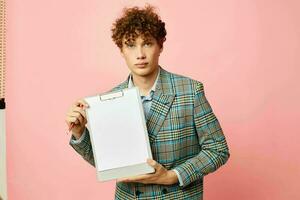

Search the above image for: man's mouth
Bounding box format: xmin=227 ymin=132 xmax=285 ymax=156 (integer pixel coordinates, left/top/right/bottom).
xmin=135 ymin=62 xmax=148 ymax=67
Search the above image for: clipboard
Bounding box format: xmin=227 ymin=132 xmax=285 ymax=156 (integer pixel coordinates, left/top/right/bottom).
xmin=84 ymin=87 xmax=154 ymax=182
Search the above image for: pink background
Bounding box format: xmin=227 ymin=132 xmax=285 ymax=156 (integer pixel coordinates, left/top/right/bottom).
xmin=5 ymin=0 xmax=300 ymax=199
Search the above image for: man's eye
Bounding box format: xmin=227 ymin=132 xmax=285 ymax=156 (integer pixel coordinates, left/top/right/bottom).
xmin=144 ymin=42 xmax=152 ymax=47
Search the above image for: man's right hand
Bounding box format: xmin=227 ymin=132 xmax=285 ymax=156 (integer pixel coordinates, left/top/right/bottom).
xmin=65 ymin=99 xmax=89 ymax=140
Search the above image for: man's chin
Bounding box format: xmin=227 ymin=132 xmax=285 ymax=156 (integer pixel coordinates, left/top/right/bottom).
xmin=131 ymin=68 xmax=152 ymax=77
xmin=129 ymin=65 xmax=159 ymax=78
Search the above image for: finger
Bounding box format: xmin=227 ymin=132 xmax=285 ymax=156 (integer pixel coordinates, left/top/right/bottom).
xmin=65 ymin=115 xmax=75 ymax=125
xmin=116 ymin=177 xmax=127 ymax=182
xmin=68 ymin=112 xmax=84 ymax=125
xmin=73 ymin=107 xmax=87 ymax=119
xmin=69 ymin=108 xmax=86 ymax=122
xmin=117 ymin=174 xmax=153 ymax=183
xmin=116 ymin=178 xmax=122 ymax=182
xmin=76 ymin=114 xmax=84 ymax=125
xmin=117 ymin=177 xmax=134 ymax=183
xmin=121 ymin=179 xmax=150 ymax=184
xmin=75 ymin=99 xmax=89 ymax=108
xmin=67 ymin=111 xmax=87 ymax=124
xmin=65 ymin=117 xmax=77 ymax=127
xmin=71 ymin=103 xmax=87 ymax=111
xmin=147 ymin=159 xmax=159 ymax=169
xmin=67 ymin=116 xmax=79 ymax=124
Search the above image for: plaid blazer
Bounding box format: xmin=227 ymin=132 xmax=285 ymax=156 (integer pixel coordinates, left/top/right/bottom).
xmin=70 ymin=67 xmax=230 ymax=200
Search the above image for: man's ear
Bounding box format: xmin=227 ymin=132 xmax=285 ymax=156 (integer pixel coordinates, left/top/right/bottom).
xmin=159 ymin=46 xmax=164 ymax=53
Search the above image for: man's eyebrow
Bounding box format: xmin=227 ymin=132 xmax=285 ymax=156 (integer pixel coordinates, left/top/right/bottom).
xmin=143 ymin=38 xmax=154 ymax=43
xmin=124 ymin=40 xmax=135 ymax=44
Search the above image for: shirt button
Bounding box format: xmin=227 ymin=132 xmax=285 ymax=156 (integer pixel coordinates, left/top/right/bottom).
xmin=162 ymin=188 xmax=168 ymax=194
xmin=135 ymin=190 xmax=142 ymax=196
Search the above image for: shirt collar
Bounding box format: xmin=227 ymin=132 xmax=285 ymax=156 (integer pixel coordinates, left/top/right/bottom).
xmin=128 ymin=67 xmax=160 ymax=94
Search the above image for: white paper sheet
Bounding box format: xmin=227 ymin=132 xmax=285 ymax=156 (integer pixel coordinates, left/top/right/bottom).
xmin=85 ymin=87 xmax=152 ymax=171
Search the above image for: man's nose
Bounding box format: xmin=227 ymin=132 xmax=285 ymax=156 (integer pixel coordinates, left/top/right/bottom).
xmin=136 ymin=46 xmax=146 ymax=59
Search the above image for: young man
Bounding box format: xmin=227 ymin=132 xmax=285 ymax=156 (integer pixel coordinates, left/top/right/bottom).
xmin=66 ymin=5 xmax=230 ymax=200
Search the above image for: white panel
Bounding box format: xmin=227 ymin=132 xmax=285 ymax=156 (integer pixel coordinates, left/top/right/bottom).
xmin=0 ymin=110 xmax=7 ymax=200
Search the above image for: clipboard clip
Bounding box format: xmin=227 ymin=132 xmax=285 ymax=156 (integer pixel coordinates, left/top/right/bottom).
xmin=99 ymin=90 xmax=124 ymax=101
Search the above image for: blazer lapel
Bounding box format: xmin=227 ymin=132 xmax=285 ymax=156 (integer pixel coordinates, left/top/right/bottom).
xmin=146 ymin=67 xmax=175 ymax=141
xmin=110 ymin=67 xmax=175 ymax=141
xmin=110 ymin=77 xmax=129 ymax=92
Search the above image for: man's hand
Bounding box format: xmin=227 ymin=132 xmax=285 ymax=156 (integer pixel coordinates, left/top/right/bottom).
xmin=116 ymin=159 xmax=178 ymax=185
xmin=65 ymin=99 xmax=89 ymax=139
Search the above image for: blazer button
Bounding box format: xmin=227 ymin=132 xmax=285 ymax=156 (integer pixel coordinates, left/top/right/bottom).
xmin=135 ymin=190 xmax=142 ymax=196
xmin=162 ymin=188 xmax=168 ymax=194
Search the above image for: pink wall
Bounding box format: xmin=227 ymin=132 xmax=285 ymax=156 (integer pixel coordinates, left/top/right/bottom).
xmin=6 ymin=0 xmax=300 ymax=199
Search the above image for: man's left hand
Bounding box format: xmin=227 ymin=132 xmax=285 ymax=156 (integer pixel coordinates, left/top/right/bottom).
xmin=116 ymin=159 xmax=178 ymax=185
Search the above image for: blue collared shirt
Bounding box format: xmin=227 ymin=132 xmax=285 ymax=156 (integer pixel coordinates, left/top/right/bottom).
xmin=127 ymin=68 xmax=160 ymax=120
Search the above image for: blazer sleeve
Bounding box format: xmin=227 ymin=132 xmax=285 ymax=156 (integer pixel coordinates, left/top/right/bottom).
xmin=173 ymin=82 xmax=230 ymax=188
xmin=69 ymin=128 xmax=95 ymax=167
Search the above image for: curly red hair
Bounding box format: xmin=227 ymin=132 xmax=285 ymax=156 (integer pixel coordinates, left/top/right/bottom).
xmin=111 ymin=5 xmax=167 ymax=49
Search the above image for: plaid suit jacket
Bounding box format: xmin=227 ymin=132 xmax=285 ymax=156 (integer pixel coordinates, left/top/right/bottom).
xmin=70 ymin=67 xmax=230 ymax=200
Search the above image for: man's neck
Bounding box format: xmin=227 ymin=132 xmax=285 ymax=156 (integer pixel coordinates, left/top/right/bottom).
xmin=132 ymin=67 xmax=159 ymax=96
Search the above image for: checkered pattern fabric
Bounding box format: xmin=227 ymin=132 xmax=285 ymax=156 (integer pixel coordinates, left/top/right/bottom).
xmin=70 ymin=67 xmax=230 ymax=200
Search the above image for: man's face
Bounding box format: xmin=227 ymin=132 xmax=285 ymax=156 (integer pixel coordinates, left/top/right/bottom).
xmin=120 ymin=34 xmax=163 ymax=79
